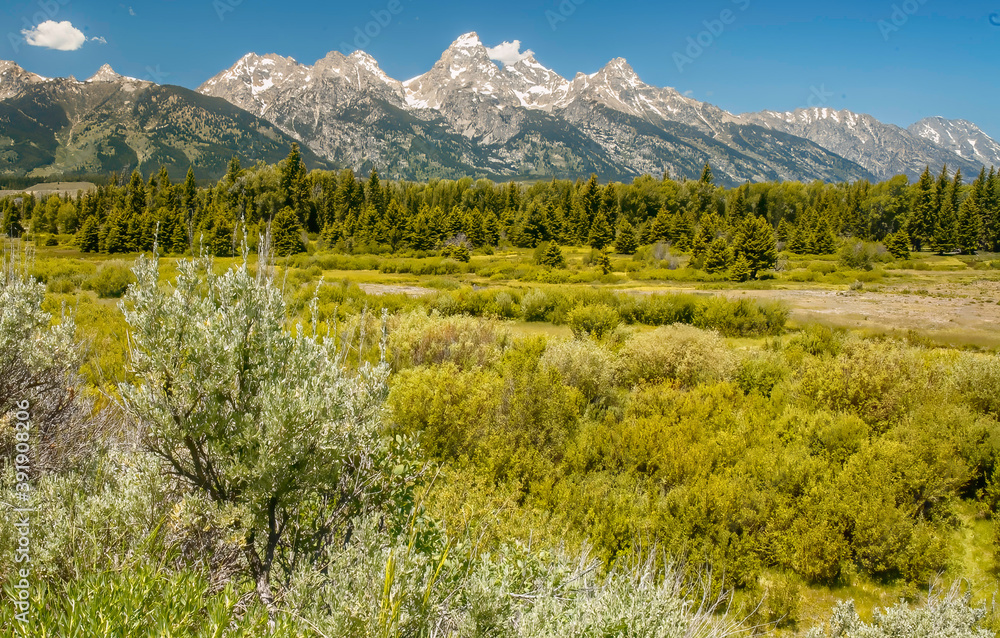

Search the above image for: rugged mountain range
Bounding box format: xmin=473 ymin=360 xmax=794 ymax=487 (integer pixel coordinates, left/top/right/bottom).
xmin=198 ymin=32 xmax=998 ymax=185
xmin=2 ymin=32 xmax=998 ymax=185
xmin=0 ymin=64 xmax=330 ymax=180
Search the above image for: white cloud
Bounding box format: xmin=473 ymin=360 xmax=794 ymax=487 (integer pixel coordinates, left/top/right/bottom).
xmin=129 ymin=6 xmax=136 ymax=16
xmin=91 ymin=36 xmax=107 ymax=44
xmin=21 ymin=20 xmax=87 ymax=51
xmin=486 ymin=40 xmax=534 ymax=66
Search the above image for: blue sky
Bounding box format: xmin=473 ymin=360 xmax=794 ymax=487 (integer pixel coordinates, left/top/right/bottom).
xmin=5 ymin=0 xmax=1000 ymax=140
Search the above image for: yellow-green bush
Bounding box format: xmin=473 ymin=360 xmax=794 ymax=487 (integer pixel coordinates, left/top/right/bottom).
xmin=618 ymin=325 xmax=736 ymax=387
xmin=388 ymin=311 xmax=511 ymax=371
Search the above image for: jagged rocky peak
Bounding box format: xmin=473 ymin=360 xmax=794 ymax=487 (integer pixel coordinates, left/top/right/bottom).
xmin=0 ymin=60 xmax=48 ymax=100
xmin=451 ymin=31 xmax=485 ymax=50
xmin=86 ymin=64 xmax=146 ymax=83
xmin=503 ymin=54 xmax=569 ymax=110
xmin=403 ymin=31 xmax=509 ymax=110
xmin=908 ymin=116 xmax=1000 ymax=168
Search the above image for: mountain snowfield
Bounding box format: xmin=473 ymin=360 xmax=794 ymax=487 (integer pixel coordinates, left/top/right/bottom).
xmin=196 ymin=32 xmax=999 ymax=184
xmin=2 ymin=32 xmax=997 ymax=184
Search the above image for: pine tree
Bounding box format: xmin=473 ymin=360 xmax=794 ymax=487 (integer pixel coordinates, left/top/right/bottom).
xmin=210 ymin=207 xmax=236 ymax=257
xmin=170 ymin=210 xmax=189 ymax=254
xmin=691 ymin=227 xmax=710 ymax=260
xmin=280 ymin=144 xmax=308 ymax=214
xmin=182 ymin=167 xmax=198 ymax=216
xmin=932 ymin=188 xmax=958 ymax=254
xmin=733 ymin=216 xmax=778 ymax=278
xmin=597 ymin=247 xmax=612 ymax=275
xmin=407 ymin=209 xmax=436 ymax=251
xmin=957 ymin=196 xmax=982 ymax=255
xmin=812 ymin=217 xmax=837 ymax=255
xmin=673 ymin=213 xmax=695 ymax=252
xmin=449 ymin=243 xmax=471 ymax=263
xmin=776 ymin=218 xmax=791 ymax=244
xmin=884 ymin=230 xmax=911 ymax=260
xmin=787 ymin=224 xmax=809 ymax=254
xmin=271 ymin=207 xmax=304 ymax=257
xmin=907 ymin=166 xmax=937 ymax=252
xmin=587 ymin=209 xmax=614 ymax=249
xmin=727 ymin=187 xmax=748 ymax=224
xmin=700 ymin=162 xmax=714 ymax=185
xmin=465 ymin=207 xmax=486 ymax=247
xmin=77 ymin=215 xmax=100 ymax=253
xmin=616 ymin=218 xmax=638 ymax=255
xmin=482 ymin=209 xmax=501 ymax=247
xmin=703 ymin=237 xmax=733 ymax=274
xmin=729 ymin=254 xmax=752 ymax=282
xmin=539 ymin=242 xmax=566 ymax=268
xmin=104 ymin=209 xmax=129 ymax=254
xmin=648 ymin=208 xmax=673 ymax=244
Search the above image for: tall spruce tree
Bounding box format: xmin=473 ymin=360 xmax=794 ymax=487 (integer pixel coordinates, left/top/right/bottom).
xmin=907 ymin=166 xmax=937 ymax=252
xmin=733 ymin=216 xmax=778 ymax=278
xmin=77 ymin=216 xmax=100 ymax=253
xmin=616 ymin=218 xmax=638 ymax=255
xmin=703 ymin=237 xmax=733 ymax=274
xmin=271 ymin=206 xmax=304 ymax=257
xmin=957 ymin=196 xmax=982 ymax=255
xmin=587 ymin=209 xmax=614 ymax=250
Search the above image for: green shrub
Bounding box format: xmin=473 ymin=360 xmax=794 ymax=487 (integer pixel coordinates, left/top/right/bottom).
xmin=735 ymin=351 xmax=789 ymax=396
xmin=84 ymin=260 xmax=136 ymax=298
xmin=788 ymin=324 xmax=844 ymax=357
xmin=521 ymin=288 xmax=554 ymax=322
xmin=618 ymin=325 xmax=736 ymax=387
xmin=541 ymin=337 xmax=618 ymax=406
xmin=566 ymin=304 xmax=620 ymax=339
xmin=954 ymin=353 xmax=1000 ymax=417
xmin=838 ymin=240 xmax=888 ymax=271
xmin=695 ymin=297 xmax=788 ymax=337
xmin=388 ymin=311 xmax=511 ymax=371
xmin=798 ymin=338 xmax=926 ymax=431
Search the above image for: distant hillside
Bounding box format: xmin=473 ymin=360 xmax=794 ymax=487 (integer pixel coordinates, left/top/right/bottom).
xmin=0 ymin=64 xmax=332 ymax=181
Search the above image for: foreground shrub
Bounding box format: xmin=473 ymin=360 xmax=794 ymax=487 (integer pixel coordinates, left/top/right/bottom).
xmin=84 ymin=260 xmax=136 ymax=298
xmin=541 ymin=337 xmax=618 ymax=406
xmin=797 ymin=338 xmax=927 ymax=431
xmin=119 ymin=252 xmax=410 ymax=621
xmin=618 ymin=325 xmax=736 ymax=387
xmin=954 ymin=353 xmax=1000 ymax=417
xmin=695 ymin=297 xmax=788 ymax=337
xmin=566 ymin=303 xmax=621 ymax=338
xmin=804 ymin=588 xmax=992 ymax=638
xmin=389 ymin=311 xmax=511 ymax=371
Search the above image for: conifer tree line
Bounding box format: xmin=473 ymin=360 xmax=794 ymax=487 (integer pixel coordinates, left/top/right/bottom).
xmin=4 ymin=144 xmax=999 ymax=267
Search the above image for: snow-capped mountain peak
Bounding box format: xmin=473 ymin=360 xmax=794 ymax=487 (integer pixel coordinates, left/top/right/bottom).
xmin=451 ymin=32 xmax=484 ymax=50
xmin=0 ymin=60 xmax=48 ymax=100
xmin=504 ymin=54 xmax=569 ymax=109
xmin=192 ymin=33 xmax=1000 ymax=185
xmin=908 ymin=116 xmax=1000 ymax=169
xmin=86 ymin=64 xmax=145 ymax=84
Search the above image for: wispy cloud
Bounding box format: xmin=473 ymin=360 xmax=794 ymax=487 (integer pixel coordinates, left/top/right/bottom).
xmin=91 ymin=36 xmax=107 ymax=44
xmin=486 ymin=40 xmax=534 ymax=66
xmin=21 ymin=20 xmax=87 ymax=51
